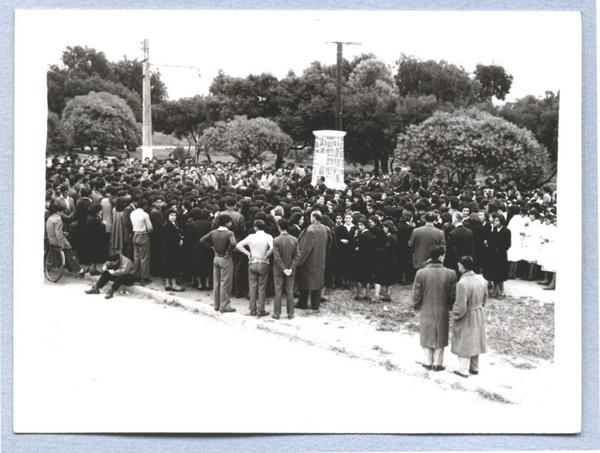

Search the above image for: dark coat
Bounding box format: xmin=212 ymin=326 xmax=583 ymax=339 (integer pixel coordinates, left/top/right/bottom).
xmin=395 ymin=221 xmax=414 ymax=272
xmin=162 ymin=220 xmax=184 ymax=278
xmin=374 ymin=233 xmax=397 ymax=285
xmin=445 ymin=225 xmax=474 ymax=271
xmin=408 ymin=224 xmax=446 ymax=269
xmin=451 ymin=271 xmax=487 ymax=357
xmin=296 ymin=223 xmax=329 ymax=290
xmin=334 ymin=224 xmax=356 ymax=278
xmin=72 ymin=216 xmax=107 ymax=265
xmin=412 ymin=262 xmax=458 ymax=348
xmin=149 ymin=208 xmax=164 ymax=276
xmin=352 ymin=229 xmax=375 ymax=284
xmin=468 ymin=221 xmax=491 ymax=272
xmin=483 ymin=227 xmax=511 ymax=282
xmin=186 ymin=219 xmax=214 ymax=277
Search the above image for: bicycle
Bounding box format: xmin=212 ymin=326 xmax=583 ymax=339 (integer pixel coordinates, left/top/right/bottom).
xmin=44 ymin=245 xmax=65 ymax=282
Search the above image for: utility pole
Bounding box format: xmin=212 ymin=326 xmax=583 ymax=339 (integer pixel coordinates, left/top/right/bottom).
xmin=141 ymin=38 xmax=152 ymax=161
xmin=326 ymin=41 xmax=360 ymax=130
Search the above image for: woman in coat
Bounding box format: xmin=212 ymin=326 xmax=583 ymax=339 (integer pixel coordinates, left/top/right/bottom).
xmin=109 ymin=197 xmax=127 ymax=256
xmin=162 ymin=209 xmax=185 ymax=291
xmin=483 ymin=214 xmax=511 ymax=298
xmin=352 ymin=217 xmax=375 ymax=301
xmin=373 ymin=220 xmax=398 ymax=302
xmin=72 ymin=203 xmax=107 ymax=274
xmin=452 ymin=256 xmax=487 ymax=377
xmin=334 ymin=213 xmax=356 ymax=288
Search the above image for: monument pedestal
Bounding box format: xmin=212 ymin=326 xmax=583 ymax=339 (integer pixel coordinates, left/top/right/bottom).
xmin=311 ymin=130 xmax=346 ymax=190
xmin=140 ymin=145 xmax=153 ymax=161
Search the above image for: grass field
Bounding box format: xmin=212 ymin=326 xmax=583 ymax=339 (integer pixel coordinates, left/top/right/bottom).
xmin=321 ymin=284 xmax=554 ymax=360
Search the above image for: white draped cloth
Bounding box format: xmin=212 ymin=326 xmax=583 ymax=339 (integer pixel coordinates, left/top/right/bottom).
xmin=507 ymin=214 xmax=526 ymax=262
xmin=521 ymin=219 xmax=542 ymax=263
xmin=538 ymin=223 xmax=557 ymax=273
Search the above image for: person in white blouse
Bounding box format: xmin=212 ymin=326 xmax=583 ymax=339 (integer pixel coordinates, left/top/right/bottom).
xmin=521 ymin=208 xmax=542 ymax=280
xmin=506 ymin=207 xmax=527 ymax=278
xmin=537 ymin=214 xmax=556 ymax=290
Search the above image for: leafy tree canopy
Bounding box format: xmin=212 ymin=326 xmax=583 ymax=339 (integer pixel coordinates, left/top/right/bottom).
xmin=48 ymin=45 xmax=168 ymax=120
xmin=394 ymin=54 xmax=480 ymax=106
xmin=395 ymin=109 xmax=551 ymax=188
xmin=497 ymin=91 xmax=559 ymax=163
xmin=474 ymin=64 xmax=513 ymax=101
xmin=198 ymin=115 xmax=292 ymax=165
xmin=61 ymin=91 xmax=141 ymax=155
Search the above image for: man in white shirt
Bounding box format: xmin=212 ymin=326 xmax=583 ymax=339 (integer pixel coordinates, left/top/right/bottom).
xmin=129 ymin=198 xmax=154 ymax=283
xmin=236 ymin=219 xmax=273 ymax=317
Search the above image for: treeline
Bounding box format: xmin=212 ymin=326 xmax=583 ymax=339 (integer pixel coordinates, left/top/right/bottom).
xmin=47 ymin=46 xmax=558 ymax=187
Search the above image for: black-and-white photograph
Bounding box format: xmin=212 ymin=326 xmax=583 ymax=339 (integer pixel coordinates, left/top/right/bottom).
xmin=13 ymin=9 xmax=581 ymax=433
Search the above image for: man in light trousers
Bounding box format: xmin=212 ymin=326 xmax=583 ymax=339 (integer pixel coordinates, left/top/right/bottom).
xmin=236 ymin=219 xmax=273 ymax=317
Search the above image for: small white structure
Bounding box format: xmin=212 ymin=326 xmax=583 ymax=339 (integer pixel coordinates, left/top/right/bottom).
xmin=311 ymin=130 xmax=346 ymax=190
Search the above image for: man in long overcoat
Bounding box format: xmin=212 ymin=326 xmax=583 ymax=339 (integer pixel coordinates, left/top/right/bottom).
xmin=452 ymin=255 xmax=488 ymax=378
xmin=412 ymin=245 xmax=457 ymax=371
xmin=295 ymin=210 xmax=329 ymax=310
xmin=408 ymin=212 xmax=445 ymax=270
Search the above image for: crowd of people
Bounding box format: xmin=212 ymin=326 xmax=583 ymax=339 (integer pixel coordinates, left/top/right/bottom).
xmin=44 ymin=152 xmax=558 ymax=314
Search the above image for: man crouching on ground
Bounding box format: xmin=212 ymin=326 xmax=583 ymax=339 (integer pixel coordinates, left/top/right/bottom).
xmin=85 ymin=253 xmax=136 ymax=299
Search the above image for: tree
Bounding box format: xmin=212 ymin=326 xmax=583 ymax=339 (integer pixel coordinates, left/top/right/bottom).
xmin=395 ymin=94 xmax=451 ymax=131
xmin=48 ymin=71 xmax=142 ymax=121
xmin=474 ymin=64 xmax=513 ymax=101
xmin=275 ymin=62 xmax=339 ymax=147
xmin=344 ymin=58 xmax=398 ymax=174
xmin=497 ymin=91 xmax=559 ymax=163
xmin=209 ymin=71 xmax=281 ymax=120
xmin=111 ymin=58 xmax=168 ymax=104
xmin=152 ymin=96 xmax=215 ymax=161
xmin=47 ymin=45 xmax=168 ymax=121
xmin=395 ymin=109 xmax=551 ymax=188
xmin=198 ymin=116 xmax=292 ymax=166
xmin=394 ymin=54 xmax=480 ymax=106
xmin=46 ymin=111 xmax=69 ymax=155
xmin=61 ymin=91 xmax=141 ymax=157
xmin=60 ymin=45 xmax=113 ymax=79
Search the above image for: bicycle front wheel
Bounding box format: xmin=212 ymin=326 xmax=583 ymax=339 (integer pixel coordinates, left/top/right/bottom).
xmin=44 ymin=248 xmax=65 ymax=282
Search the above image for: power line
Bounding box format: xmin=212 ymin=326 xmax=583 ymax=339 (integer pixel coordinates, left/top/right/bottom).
xmin=150 ymin=62 xmax=202 ymax=75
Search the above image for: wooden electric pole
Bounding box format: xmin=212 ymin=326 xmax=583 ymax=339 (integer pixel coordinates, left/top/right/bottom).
xmin=142 ymin=38 xmax=153 ymax=160
xmin=326 ymin=41 xmax=360 ymax=130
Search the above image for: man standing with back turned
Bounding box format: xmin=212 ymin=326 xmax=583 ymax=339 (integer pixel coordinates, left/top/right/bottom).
xmin=272 ymin=218 xmax=299 ymax=319
xmin=412 ymin=246 xmax=457 ymax=371
xmin=408 ymin=211 xmax=445 ymax=270
xmin=199 ymin=214 xmax=237 ymax=313
xmin=295 ymin=210 xmax=329 ymax=310
xmin=236 ymin=219 xmax=274 ymax=317
xmin=452 ymin=255 xmax=488 ymax=378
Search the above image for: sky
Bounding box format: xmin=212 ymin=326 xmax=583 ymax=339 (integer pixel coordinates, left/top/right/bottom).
xmin=23 ymin=10 xmax=577 ymax=103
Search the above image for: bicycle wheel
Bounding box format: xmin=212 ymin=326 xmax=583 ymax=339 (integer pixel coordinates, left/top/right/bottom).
xmin=44 ymin=248 xmax=65 ymax=282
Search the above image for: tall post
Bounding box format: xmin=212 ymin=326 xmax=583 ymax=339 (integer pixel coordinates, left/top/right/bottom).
xmin=142 ymin=38 xmax=153 ymax=161
xmin=327 ymin=41 xmax=360 ymax=131
xmin=335 ymin=42 xmax=343 ymax=130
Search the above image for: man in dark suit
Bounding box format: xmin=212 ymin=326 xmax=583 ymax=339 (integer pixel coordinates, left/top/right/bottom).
xmin=445 ymin=213 xmax=474 ymax=273
xmin=272 ymin=219 xmax=299 ymax=319
xmin=396 ymin=211 xmax=414 ymax=284
xmin=408 ymin=212 xmax=445 ymax=270
xmin=295 ymin=211 xmax=329 ymax=310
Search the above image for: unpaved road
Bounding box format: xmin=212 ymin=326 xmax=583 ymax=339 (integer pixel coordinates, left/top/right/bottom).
xmin=13 ymin=279 xmax=565 ymax=433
